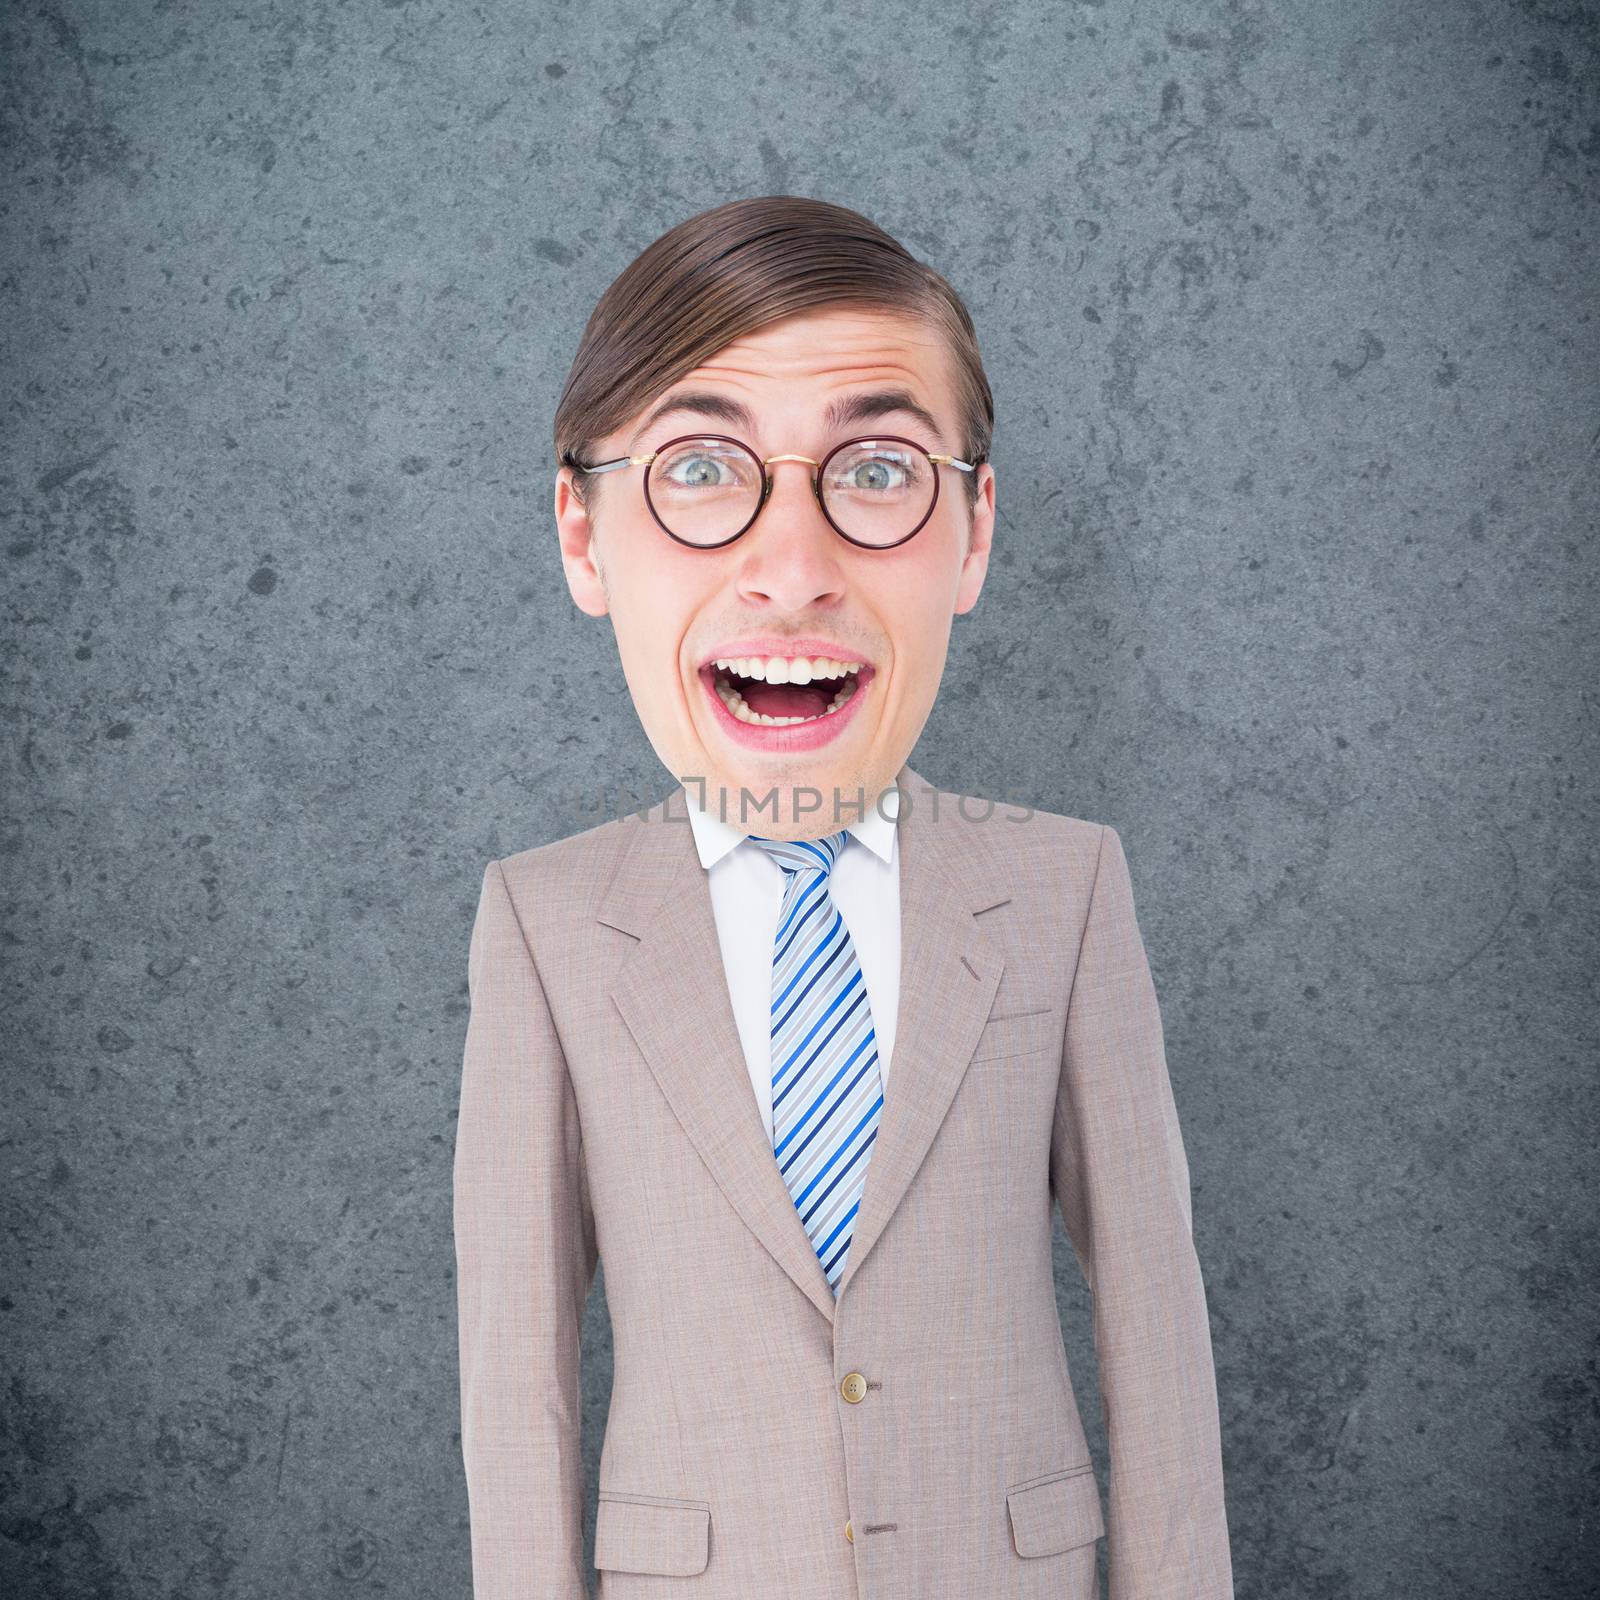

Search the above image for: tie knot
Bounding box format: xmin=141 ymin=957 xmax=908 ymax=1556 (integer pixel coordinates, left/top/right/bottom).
xmin=747 ymin=829 xmax=849 ymax=879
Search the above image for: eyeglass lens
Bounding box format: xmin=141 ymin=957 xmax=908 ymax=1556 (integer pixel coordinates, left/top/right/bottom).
xmin=644 ymin=437 xmax=935 ymax=546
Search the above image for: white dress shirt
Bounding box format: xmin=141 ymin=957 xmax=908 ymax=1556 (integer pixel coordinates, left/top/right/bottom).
xmin=680 ymin=782 xmax=902 ymax=1147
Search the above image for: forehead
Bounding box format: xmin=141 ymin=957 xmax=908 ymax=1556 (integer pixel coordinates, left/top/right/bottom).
xmin=626 ymin=306 xmax=959 ymax=443
xmin=688 ymin=306 xmax=950 ymax=385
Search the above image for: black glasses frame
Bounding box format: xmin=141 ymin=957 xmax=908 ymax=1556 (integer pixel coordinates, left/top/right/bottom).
xmin=571 ymin=432 xmax=982 ymax=550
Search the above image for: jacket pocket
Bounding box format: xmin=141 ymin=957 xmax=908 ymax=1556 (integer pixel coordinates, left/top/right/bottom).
xmin=971 ymin=1001 xmax=1057 ymax=1063
xmin=594 ymin=1490 xmax=711 ymax=1576
xmin=1005 ymin=1463 xmax=1104 ymax=1558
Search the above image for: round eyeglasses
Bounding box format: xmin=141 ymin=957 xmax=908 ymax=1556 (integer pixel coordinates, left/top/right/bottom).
xmin=572 ymin=433 xmax=981 ymax=549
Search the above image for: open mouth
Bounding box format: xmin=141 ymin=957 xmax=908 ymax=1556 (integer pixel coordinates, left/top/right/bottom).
xmin=700 ymin=655 xmax=872 ymax=728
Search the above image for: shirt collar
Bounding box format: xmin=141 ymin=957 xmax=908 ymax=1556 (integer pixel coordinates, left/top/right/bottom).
xmin=680 ymin=779 xmax=900 ymax=871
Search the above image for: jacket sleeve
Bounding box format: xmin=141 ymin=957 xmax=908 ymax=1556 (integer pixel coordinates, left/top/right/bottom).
xmin=453 ymin=858 xmax=599 ymax=1599
xmin=1049 ymin=824 xmax=1235 ymax=1600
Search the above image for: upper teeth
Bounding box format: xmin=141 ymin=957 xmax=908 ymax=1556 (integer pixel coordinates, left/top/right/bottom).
xmin=713 ymin=656 xmax=863 ymax=684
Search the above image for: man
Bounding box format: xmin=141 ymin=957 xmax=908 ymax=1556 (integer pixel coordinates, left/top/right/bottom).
xmin=453 ymin=196 xmax=1234 ymax=1599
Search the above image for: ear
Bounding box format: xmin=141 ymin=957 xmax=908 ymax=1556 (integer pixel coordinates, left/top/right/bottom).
xmin=556 ymin=466 xmax=610 ymax=617
xmin=952 ymin=461 xmax=995 ymax=615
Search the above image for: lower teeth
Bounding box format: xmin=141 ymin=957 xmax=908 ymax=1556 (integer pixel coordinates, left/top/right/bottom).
xmin=714 ymin=675 xmax=858 ymax=726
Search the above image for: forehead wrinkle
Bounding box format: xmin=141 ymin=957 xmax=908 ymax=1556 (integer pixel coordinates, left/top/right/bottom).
xmin=631 ymin=348 xmax=958 ymax=455
xmin=694 ymin=343 xmax=940 ymax=384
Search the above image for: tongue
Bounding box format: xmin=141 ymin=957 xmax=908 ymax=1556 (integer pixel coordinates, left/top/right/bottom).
xmin=740 ymin=679 xmax=833 ymax=718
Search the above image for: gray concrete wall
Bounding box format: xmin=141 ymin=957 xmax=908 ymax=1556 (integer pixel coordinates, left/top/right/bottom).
xmin=3 ymin=1 xmax=1595 ymax=1595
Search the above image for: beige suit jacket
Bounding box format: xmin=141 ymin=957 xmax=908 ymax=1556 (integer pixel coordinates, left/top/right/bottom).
xmin=453 ymin=761 xmax=1234 ymax=1599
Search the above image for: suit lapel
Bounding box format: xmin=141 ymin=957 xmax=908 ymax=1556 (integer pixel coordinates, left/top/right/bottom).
xmin=599 ymin=760 xmax=1015 ymax=1323
xmin=831 ymin=762 xmax=1013 ymax=1301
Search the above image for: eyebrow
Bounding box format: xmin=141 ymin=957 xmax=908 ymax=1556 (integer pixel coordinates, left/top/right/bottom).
xmin=624 ymin=388 xmax=950 ymax=455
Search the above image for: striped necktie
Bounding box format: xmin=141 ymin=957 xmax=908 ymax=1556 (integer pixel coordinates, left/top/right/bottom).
xmin=746 ymin=829 xmax=885 ymax=1297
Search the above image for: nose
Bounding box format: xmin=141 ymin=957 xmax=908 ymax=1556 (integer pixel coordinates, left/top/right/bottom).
xmin=732 ymin=455 xmax=848 ymax=611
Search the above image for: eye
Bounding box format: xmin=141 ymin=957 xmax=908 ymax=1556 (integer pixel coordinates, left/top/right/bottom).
xmin=663 ymin=451 xmax=734 ymax=489
xmin=652 ymin=440 xmax=759 ymax=493
xmin=828 ymin=444 xmax=923 ymax=496
xmin=849 ymin=457 xmax=904 ymax=491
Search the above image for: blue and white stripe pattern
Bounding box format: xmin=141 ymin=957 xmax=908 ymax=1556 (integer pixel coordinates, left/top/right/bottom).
xmin=747 ymin=829 xmax=884 ymax=1297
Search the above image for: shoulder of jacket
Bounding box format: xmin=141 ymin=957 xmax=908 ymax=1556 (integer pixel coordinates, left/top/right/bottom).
xmin=967 ymin=793 xmax=1112 ymax=861
xmin=485 ymin=805 xmax=640 ymax=907
xmin=919 ymin=783 xmax=1113 ymax=899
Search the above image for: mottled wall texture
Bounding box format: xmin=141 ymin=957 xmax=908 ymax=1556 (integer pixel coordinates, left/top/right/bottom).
xmin=3 ymin=0 xmax=1595 ymax=1595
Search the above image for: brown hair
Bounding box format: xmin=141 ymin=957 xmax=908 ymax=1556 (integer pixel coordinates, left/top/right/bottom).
xmin=553 ymin=196 xmax=993 ymax=515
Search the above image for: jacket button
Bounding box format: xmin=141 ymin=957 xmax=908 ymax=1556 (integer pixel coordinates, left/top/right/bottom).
xmin=840 ymin=1371 xmax=867 ymax=1403
xmin=845 ymin=1517 xmax=853 ymax=1543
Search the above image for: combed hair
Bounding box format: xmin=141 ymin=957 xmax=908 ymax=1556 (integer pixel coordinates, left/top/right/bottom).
xmin=553 ymin=195 xmax=992 ymax=513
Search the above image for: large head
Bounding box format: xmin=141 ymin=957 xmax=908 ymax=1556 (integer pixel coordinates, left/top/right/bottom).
xmin=552 ymin=196 xmax=996 ymax=839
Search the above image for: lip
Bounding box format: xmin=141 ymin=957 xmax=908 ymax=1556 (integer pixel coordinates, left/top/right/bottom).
xmin=697 ymin=637 xmax=873 ymax=670
xmin=697 ymin=658 xmax=876 ymax=753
